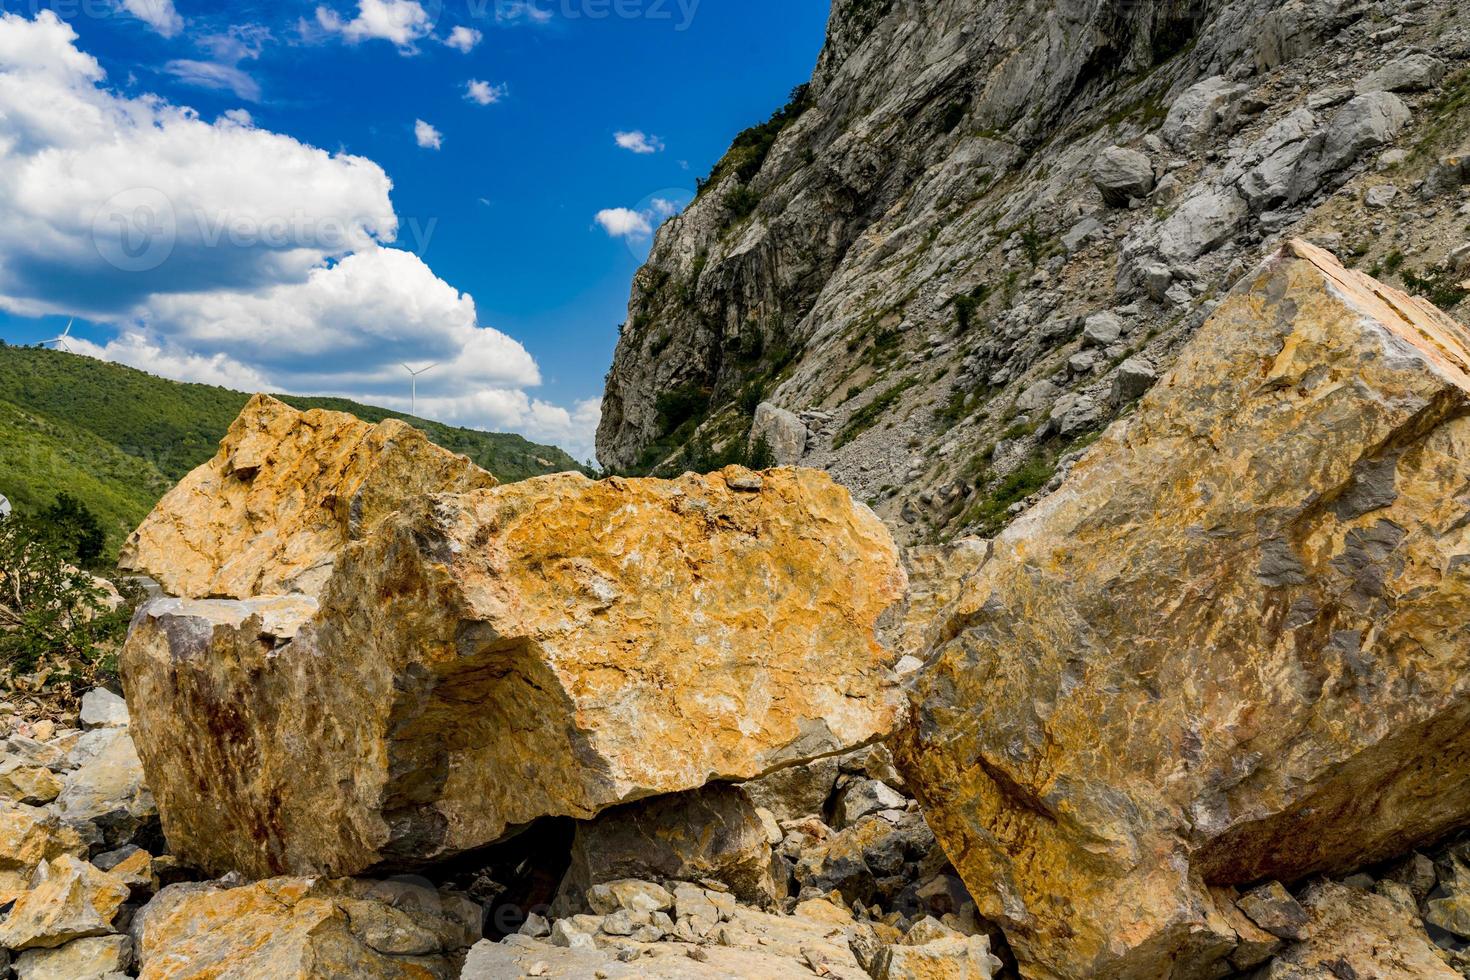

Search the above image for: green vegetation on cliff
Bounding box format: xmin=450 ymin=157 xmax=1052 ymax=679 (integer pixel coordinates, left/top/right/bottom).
xmin=0 ymin=343 xmax=589 ymax=552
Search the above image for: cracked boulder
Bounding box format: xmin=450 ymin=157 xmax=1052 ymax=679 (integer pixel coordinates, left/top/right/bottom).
xmin=119 ymin=394 xmax=498 ymax=600
xmin=122 ymin=467 xmax=905 ymax=878
xmin=899 ymin=240 xmax=1470 ymax=979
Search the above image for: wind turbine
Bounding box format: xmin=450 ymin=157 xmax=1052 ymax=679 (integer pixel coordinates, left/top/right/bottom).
xmin=401 ymin=362 xmax=439 ymax=416
xmin=43 ymin=320 xmax=76 ymax=353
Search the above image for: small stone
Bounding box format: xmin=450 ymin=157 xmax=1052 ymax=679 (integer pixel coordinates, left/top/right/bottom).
xmin=834 ymin=780 xmax=908 ymax=829
xmin=1091 ymin=147 xmax=1156 ymax=207
xmin=1111 ymin=358 xmax=1157 ymax=404
xmin=754 ymin=807 xmax=783 ymax=846
xmin=518 ymin=913 xmax=551 ymax=938
xmin=1082 ymin=312 xmax=1124 ymax=348
xmin=78 ymin=690 xmax=130 ymax=730
xmin=1141 ymin=263 xmax=1173 ymax=301
xmin=0 ymin=808 xmax=89 ymax=906
xmin=586 ymin=879 xmax=674 ymax=915
xmin=1384 ymin=852 xmax=1437 ymax=901
xmin=0 ymin=763 xmax=64 ymax=806
xmin=549 ymin=919 xmax=595 ymax=949
xmin=725 ymin=470 xmax=764 ymax=492
xmin=749 ymin=403 xmax=807 ymax=466
xmin=1237 ymin=881 xmax=1310 ymax=940
xmin=1355 ymin=53 xmax=1446 ymax=94
xmin=13 ymin=934 xmax=133 ymax=980
xmin=599 ymin=909 xmax=640 ymax=936
xmin=1365 ymin=185 xmax=1399 ymax=209
xmin=1068 ymin=351 xmax=1099 ymax=376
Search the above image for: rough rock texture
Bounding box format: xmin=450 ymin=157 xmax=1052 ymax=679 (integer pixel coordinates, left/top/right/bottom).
xmin=54 ymin=727 xmax=155 ymax=850
xmin=594 ymin=0 xmax=1470 ymax=551
xmin=736 ymin=757 xmax=841 ymax=824
xmin=465 ymin=885 xmax=874 ymax=980
xmin=0 ymin=807 xmax=87 ymax=905
xmin=555 ymin=784 xmax=786 ymax=911
xmin=122 ymin=467 xmax=906 ymax=878
xmin=1266 ymin=881 xmax=1458 ymax=978
xmin=898 ymin=241 xmax=1470 ymax=978
xmin=750 ymin=402 xmax=809 ymax=465
xmin=130 ymin=876 xmax=480 ymax=979
xmin=12 ymin=934 xmax=133 ymax=979
xmin=119 ymin=394 xmax=497 ymax=600
xmin=1090 ymin=146 xmax=1156 ymax=206
xmin=882 ymin=539 xmax=990 ymax=663
xmin=0 ymin=855 xmax=130 ymax=951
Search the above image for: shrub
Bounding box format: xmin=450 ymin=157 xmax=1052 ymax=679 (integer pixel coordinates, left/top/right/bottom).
xmin=655 ymin=384 xmax=713 ymax=437
xmin=836 ymin=380 xmax=916 ymax=448
xmin=951 ymin=284 xmax=991 ymax=333
xmin=0 ymin=516 xmax=133 ymax=680
xmin=747 ymin=434 xmax=777 ymax=470
xmin=724 ymin=185 xmax=763 ymax=223
xmin=698 ymin=85 xmax=812 ymax=195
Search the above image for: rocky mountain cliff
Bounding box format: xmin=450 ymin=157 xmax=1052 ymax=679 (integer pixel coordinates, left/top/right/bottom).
xmin=597 ymin=0 xmax=1470 ymax=544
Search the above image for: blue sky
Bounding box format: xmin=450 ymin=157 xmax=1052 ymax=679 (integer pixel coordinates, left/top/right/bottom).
xmin=0 ymin=0 xmax=829 ymax=459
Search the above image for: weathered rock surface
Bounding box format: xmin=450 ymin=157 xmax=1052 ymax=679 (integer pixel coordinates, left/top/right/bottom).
xmin=899 ymin=241 xmax=1470 ymax=978
xmin=119 ymin=394 xmax=497 ymax=600
xmin=750 ymin=402 xmax=808 ymax=465
xmin=130 ymin=876 xmax=480 ymax=979
xmin=736 ymin=757 xmax=841 ymax=824
xmin=555 ymin=784 xmax=786 ymax=911
xmin=54 ymin=728 xmax=155 ymax=850
xmin=123 ymin=466 xmax=905 ymax=878
xmin=0 ymin=806 xmax=87 ymax=905
xmin=1266 ymin=881 xmax=1458 ymax=978
xmin=0 ymin=855 xmax=130 ymax=951
xmin=1090 ymin=146 xmax=1155 ymax=207
xmin=465 ymin=886 xmax=872 ymax=979
xmin=13 ymin=934 xmax=133 ymax=979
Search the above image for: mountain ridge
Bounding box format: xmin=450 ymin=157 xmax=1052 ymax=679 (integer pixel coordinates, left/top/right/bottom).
xmin=597 ymin=0 xmax=1470 ymax=547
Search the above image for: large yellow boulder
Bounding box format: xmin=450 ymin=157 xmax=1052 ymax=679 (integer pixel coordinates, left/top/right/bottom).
xmin=898 ymin=240 xmax=1470 ymax=979
xmin=119 ymin=394 xmax=497 ymax=599
xmin=123 ymin=467 xmax=905 ymax=878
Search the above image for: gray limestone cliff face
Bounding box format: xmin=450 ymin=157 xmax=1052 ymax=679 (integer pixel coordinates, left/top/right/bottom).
xmin=597 ymin=0 xmax=1470 ymax=544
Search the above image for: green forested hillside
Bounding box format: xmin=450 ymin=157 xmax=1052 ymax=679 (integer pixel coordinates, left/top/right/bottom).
xmin=0 ymin=343 xmax=590 ymax=552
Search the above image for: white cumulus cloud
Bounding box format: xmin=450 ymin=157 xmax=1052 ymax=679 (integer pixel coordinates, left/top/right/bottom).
xmin=316 ymin=0 xmax=432 ymax=49
xmin=414 ymin=118 xmax=443 ymax=149
xmin=614 ymin=130 xmax=664 ymax=154
xmin=443 ymin=26 xmax=482 ymax=52
xmin=120 ymin=0 xmax=183 ymax=37
xmin=0 ymin=11 xmax=599 ymax=459
xmin=69 ymin=332 xmax=271 ymax=390
xmin=594 ymin=208 xmax=654 ymax=239
xmin=465 ymin=80 xmax=508 ymax=106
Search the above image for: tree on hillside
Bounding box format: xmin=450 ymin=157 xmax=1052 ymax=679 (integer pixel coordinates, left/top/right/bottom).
xmin=41 ymin=492 xmax=105 ymax=568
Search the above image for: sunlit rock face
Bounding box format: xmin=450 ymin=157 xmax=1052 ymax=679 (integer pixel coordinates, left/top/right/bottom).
xmin=899 ymin=240 xmax=1470 ymax=979
xmin=124 ymin=465 xmax=906 ymax=879
xmin=120 ymin=394 xmax=497 ymax=600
